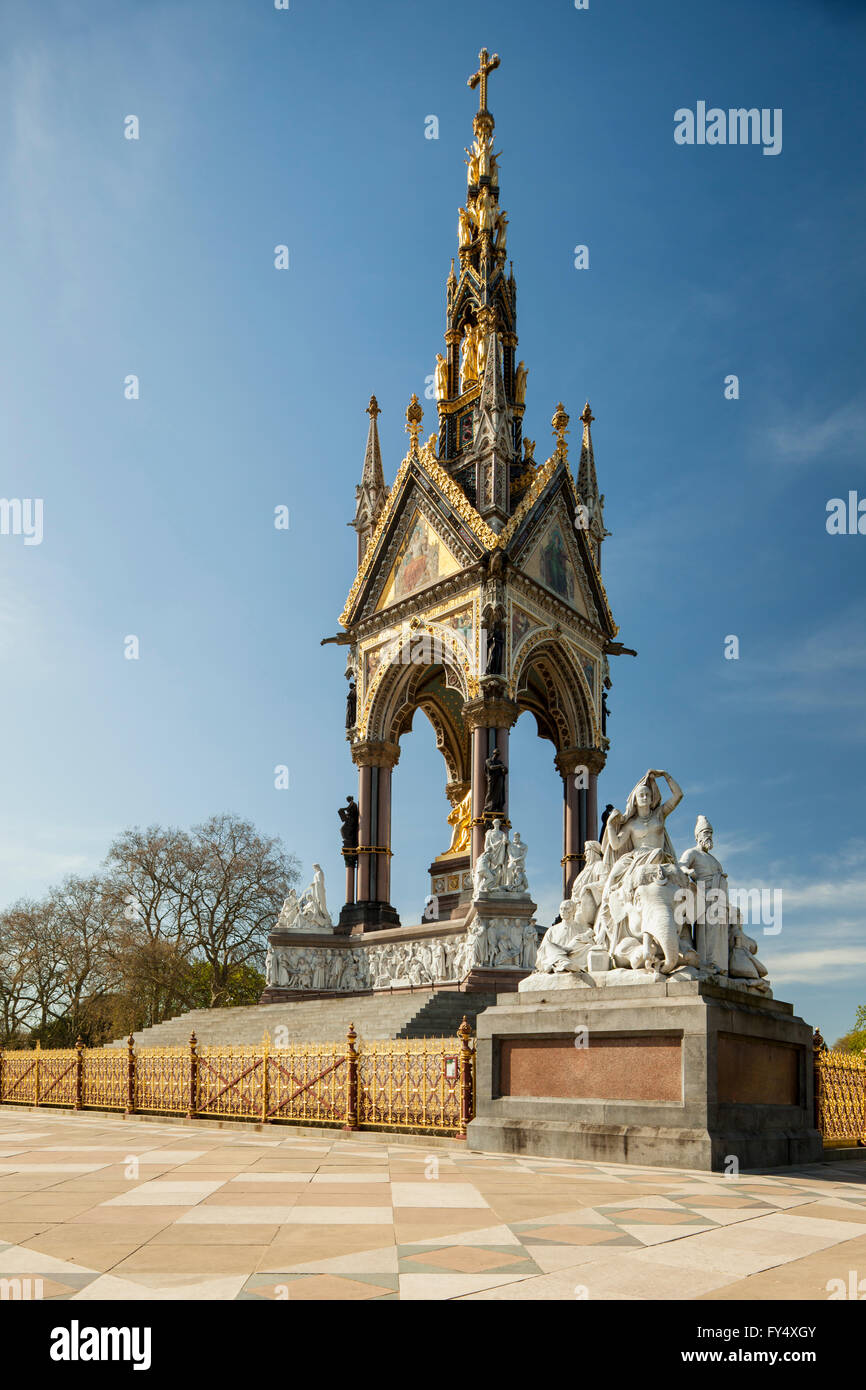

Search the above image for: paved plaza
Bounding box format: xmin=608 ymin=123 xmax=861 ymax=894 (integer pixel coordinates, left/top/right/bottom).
xmin=0 ymin=1107 xmax=864 ymax=1301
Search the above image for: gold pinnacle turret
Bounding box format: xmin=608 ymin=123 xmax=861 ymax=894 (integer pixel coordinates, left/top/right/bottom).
xmin=552 ymin=402 xmax=570 ymax=451
xmin=405 ymin=393 xmax=423 ymax=453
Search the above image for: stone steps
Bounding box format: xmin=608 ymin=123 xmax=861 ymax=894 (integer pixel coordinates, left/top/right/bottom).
xmin=108 ymin=989 xmax=496 ymax=1048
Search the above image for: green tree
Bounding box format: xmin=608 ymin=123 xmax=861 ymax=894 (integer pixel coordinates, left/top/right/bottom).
xmin=834 ymin=1005 xmax=866 ymax=1053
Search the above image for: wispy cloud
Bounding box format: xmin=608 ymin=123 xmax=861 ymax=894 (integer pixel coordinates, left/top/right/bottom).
xmin=768 ymin=947 xmax=866 ymax=986
xmin=717 ymin=599 xmax=866 ymax=726
xmin=764 ymin=395 xmax=866 ymax=467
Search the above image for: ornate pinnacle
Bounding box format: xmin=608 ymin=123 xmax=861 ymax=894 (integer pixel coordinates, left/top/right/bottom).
xmin=405 ymin=392 xmax=423 ymax=453
xmin=579 ymin=402 xmax=595 ymax=428
xmin=367 ymin=395 xmax=380 ymax=420
xmin=551 ymin=402 xmax=570 ymax=449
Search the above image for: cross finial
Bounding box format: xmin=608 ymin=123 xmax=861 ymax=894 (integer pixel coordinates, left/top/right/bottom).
xmin=468 ymin=48 xmax=500 ymax=112
xmin=367 ymin=395 xmax=380 ymax=420
xmin=580 ymin=402 xmax=595 ymax=428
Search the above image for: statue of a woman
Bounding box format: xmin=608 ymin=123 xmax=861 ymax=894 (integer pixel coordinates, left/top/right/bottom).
xmin=434 ymin=353 xmax=448 ymax=401
xmin=458 ymin=206 xmax=473 ymax=248
xmin=460 ymin=323 xmax=479 ymax=389
xmin=569 ymin=839 xmax=606 ymax=929
xmin=506 ymin=832 xmax=528 ymax=893
xmin=601 ymin=769 xmax=683 ymax=869
xmin=513 ymin=360 xmax=528 ymax=405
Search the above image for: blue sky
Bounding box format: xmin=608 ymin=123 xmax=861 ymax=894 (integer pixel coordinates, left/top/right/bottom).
xmin=0 ymin=0 xmax=864 ymax=1040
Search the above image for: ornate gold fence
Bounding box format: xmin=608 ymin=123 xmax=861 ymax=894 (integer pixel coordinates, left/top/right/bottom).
xmin=814 ymin=1039 xmax=866 ymax=1145
xmin=0 ymin=1022 xmax=476 ymax=1137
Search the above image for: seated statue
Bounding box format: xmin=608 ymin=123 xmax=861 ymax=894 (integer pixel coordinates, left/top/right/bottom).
xmin=535 ymin=900 xmax=595 ymax=975
xmin=728 ymin=916 xmax=771 ymax=992
xmin=472 ymin=848 xmax=498 ymax=897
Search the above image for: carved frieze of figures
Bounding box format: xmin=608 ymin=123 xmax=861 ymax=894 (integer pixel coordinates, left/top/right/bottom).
xmin=266 ymin=920 xmax=539 ymax=994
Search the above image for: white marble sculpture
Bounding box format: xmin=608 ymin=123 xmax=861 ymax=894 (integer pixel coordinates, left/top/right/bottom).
xmin=506 ymin=833 xmax=529 ymax=892
xmin=535 ymin=900 xmax=595 ymax=976
xmin=679 ymin=816 xmax=730 ymax=974
xmin=472 ymin=822 xmax=531 ymax=899
xmin=275 ymin=864 xmax=333 ymax=933
xmin=520 ymin=769 xmax=773 ymax=997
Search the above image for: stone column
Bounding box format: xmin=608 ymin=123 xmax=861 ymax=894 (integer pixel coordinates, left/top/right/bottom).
xmin=464 ymin=696 xmax=519 ymax=868
xmin=587 ymin=770 xmax=599 ymax=846
xmin=555 ymin=748 xmax=605 ymax=897
xmin=343 ymin=740 xmax=401 ymax=933
xmin=356 ymin=764 xmax=374 ymax=903
xmin=344 ymin=856 xmax=356 ymax=906
xmin=377 ymin=761 xmax=393 ymax=904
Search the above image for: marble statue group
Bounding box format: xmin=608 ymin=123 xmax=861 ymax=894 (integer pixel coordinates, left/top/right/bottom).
xmin=526 ymin=769 xmax=770 ymax=995
xmin=472 ymin=819 xmax=529 ymax=896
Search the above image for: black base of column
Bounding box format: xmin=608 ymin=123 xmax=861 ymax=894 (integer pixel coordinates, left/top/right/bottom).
xmin=337 ymin=901 xmax=401 ymax=936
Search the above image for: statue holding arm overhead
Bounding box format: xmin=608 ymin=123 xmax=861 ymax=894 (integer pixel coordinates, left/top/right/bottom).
xmin=601 ymin=769 xmax=683 ymax=868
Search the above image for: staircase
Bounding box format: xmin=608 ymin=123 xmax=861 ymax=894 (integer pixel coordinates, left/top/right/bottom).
xmin=108 ymin=989 xmax=497 ymax=1048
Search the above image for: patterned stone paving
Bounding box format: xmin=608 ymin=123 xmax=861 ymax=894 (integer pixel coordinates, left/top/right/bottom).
xmin=0 ymin=1108 xmax=865 ymax=1300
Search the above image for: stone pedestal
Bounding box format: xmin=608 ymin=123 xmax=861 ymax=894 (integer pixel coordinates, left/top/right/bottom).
xmin=467 ymin=977 xmax=822 ymax=1171
xmin=337 ymin=901 xmax=401 ymax=935
xmin=428 ymin=855 xmax=472 ymax=920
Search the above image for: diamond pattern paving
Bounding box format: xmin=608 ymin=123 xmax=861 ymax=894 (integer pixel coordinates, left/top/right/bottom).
xmin=0 ymin=1108 xmax=864 ymax=1299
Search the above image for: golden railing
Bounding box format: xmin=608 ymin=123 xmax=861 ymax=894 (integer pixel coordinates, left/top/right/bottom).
xmin=0 ymin=1022 xmax=476 ymax=1137
xmin=814 ymin=1040 xmax=866 ymax=1145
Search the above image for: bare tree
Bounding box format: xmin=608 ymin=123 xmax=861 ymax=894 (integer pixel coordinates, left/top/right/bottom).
xmin=180 ymin=814 xmax=299 ymax=1007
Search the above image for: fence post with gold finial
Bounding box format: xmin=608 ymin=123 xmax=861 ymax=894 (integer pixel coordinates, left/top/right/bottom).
xmin=74 ymin=1036 xmax=84 ymax=1110
xmin=457 ymin=1016 xmax=474 ymax=1140
xmin=344 ymin=1023 xmax=359 ymax=1131
xmin=261 ymin=1029 xmax=270 ymax=1125
xmin=126 ymin=1035 xmax=136 ymax=1116
xmin=187 ymin=1032 xmax=198 ymax=1120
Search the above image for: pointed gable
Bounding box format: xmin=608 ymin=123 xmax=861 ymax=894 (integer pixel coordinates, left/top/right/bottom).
xmin=340 ymin=438 xmax=498 ymax=627
xmin=521 ymin=510 xmax=590 ymax=616
xmin=375 ymin=509 xmax=462 ymax=611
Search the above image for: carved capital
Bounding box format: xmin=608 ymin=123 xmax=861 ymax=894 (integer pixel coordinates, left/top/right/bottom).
xmin=463 ymin=695 xmax=519 ymax=731
xmin=554 ymin=746 xmax=606 ymax=778
xmin=352 ymin=739 xmax=401 ymax=769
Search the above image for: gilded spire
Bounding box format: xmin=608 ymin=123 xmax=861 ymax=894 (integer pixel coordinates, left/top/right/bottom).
xmin=437 ymin=52 xmax=523 ymax=497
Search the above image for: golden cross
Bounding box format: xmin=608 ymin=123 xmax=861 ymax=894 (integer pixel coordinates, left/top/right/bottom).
xmin=468 ymin=48 xmax=500 ymax=112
